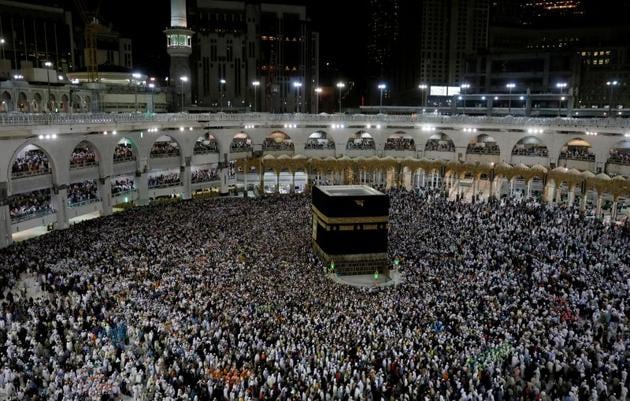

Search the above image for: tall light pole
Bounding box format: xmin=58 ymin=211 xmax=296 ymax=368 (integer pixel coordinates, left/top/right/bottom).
xmin=0 ymin=38 xmax=5 ymax=61
xmin=293 ymin=81 xmax=302 ymax=113
xmin=460 ymin=83 xmax=470 ymax=111
xmin=179 ymin=76 xmax=188 ymax=113
xmin=336 ymin=82 xmax=345 ymax=114
xmin=607 ymin=80 xmax=620 ymax=116
xmin=378 ymin=83 xmax=387 ymax=114
xmin=418 ymin=84 xmax=428 ymax=108
xmin=506 ymin=83 xmax=516 ymax=115
xmin=148 ymin=83 xmax=156 ymax=113
xmin=132 ymin=72 xmax=142 ymax=113
xmin=44 ymin=61 xmax=53 ymax=112
xmin=219 ymin=78 xmax=226 ymax=112
xmin=556 ymin=82 xmax=568 ymax=117
xmin=252 ymin=80 xmax=260 ymax=112
xmin=315 ymin=87 xmax=322 ymax=114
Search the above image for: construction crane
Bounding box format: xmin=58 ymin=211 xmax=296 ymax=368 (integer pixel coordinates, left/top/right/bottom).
xmin=73 ymin=0 xmax=105 ymax=82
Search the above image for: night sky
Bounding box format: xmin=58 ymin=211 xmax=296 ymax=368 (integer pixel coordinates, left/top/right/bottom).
xmin=30 ymin=0 xmax=367 ymax=82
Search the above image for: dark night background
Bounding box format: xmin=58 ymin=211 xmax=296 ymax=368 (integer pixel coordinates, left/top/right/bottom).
xmin=25 ymin=0 xmax=367 ymax=81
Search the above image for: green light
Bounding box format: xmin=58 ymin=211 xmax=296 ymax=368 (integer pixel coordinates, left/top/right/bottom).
xmin=374 ymin=270 xmax=379 ymax=280
xmin=394 ymin=258 xmax=400 ymax=266
xmin=124 ymin=197 xmax=129 ymax=203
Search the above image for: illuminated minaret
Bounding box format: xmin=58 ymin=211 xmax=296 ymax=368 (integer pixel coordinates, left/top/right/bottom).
xmin=165 ymin=0 xmax=193 ymax=110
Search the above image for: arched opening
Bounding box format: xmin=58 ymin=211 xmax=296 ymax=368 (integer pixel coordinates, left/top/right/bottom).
xmin=194 ymin=133 xmax=219 ymax=155
xmin=72 ymin=94 xmax=82 ymax=112
xmin=606 ymin=141 xmax=630 ymax=176
xmin=559 ymin=138 xmax=594 ymax=169
xmin=263 ymin=131 xmax=294 ymax=152
xmin=60 ymin=94 xmax=69 ymax=113
xmin=150 ymin=136 xmax=181 ymax=158
xmin=512 ymin=137 xmax=549 ymax=159
xmin=32 ymin=93 xmax=43 ymax=113
xmin=230 ymin=132 xmax=252 ymax=153
xmin=70 ymin=140 xmax=99 ymax=169
xmin=347 ymin=131 xmax=375 ymax=151
xmin=9 ymin=189 xmax=54 ymax=223
xmin=425 ymin=133 xmax=455 ymax=153
xmin=305 ymin=131 xmax=335 ymax=150
xmin=48 ymin=93 xmax=56 ymax=112
xmin=114 ymin=137 xmax=138 ymax=163
xmin=11 ymin=144 xmax=52 ymax=179
xmin=18 ymin=92 xmax=28 ymax=112
xmin=385 ymin=132 xmax=416 ymax=151
xmin=1 ymin=91 xmax=11 ymax=112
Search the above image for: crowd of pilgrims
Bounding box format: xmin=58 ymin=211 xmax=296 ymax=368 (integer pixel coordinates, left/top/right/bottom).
xmin=114 ymin=145 xmax=135 ymax=163
xmin=11 ymin=150 xmax=50 ymax=177
xmin=194 ymin=140 xmax=219 ymax=155
xmin=8 ymin=189 xmax=53 ymax=221
xmin=150 ymin=143 xmax=180 ymax=158
xmin=67 ymin=181 xmax=99 ymax=206
xmin=609 ymin=150 xmax=630 ymax=166
xmin=304 ymin=140 xmax=336 ymax=150
xmin=512 ymin=146 xmax=549 ymax=158
xmin=560 ymin=148 xmax=596 ymax=162
xmin=192 ymin=169 xmax=220 ymax=184
xmin=230 ymin=141 xmax=252 ymax=153
xmin=466 ymin=143 xmax=501 ymax=155
xmin=0 ymin=190 xmax=628 ymax=401
xmin=346 ymin=139 xmax=376 ymax=151
xmin=384 ymin=138 xmax=415 ymax=152
xmin=70 ymin=147 xmax=98 ymax=169
xmin=425 ymin=141 xmax=455 ymax=153
xmin=263 ymin=140 xmax=295 ymax=152
xmin=148 ymin=173 xmax=181 ymax=189
xmin=111 ymin=179 xmax=136 ymax=197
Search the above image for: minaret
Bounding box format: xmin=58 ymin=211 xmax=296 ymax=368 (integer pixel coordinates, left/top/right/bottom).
xmin=165 ymin=0 xmax=193 ymax=111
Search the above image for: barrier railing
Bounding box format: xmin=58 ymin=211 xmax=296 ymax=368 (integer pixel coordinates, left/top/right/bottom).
xmin=2 ymin=112 xmax=630 ymax=131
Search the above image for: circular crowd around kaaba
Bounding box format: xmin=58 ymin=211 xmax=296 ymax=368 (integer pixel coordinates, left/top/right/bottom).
xmin=0 ymin=189 xmax=628 ymax=401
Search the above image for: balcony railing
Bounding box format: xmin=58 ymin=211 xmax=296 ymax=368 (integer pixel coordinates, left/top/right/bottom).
xmin=11 ymin=208 xmax=55 ymax=223
xmin=67 ymin=198 xmax=100 ymax=208
xmin=11 ymin=169 xmax=52 ymax=179
xmin=2 ymin=112 xmax=630 ymax=131
xmin=149 ymin=182 xmax=182 ymax=189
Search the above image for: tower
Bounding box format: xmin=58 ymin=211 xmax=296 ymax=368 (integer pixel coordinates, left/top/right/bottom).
xmin=165 ymin=0 xmax=193 ymax=111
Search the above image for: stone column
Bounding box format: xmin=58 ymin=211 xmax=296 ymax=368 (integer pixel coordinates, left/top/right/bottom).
xmin=275 ymin=171 xmax=280 ymax=193
xmin=182 ymin=158 xmax=192 ymax=200
xmin=596 ymin=193 xmax=603 ymax=218
xmin=555 ymin=184 xmax=563 ymax=204
xmin=99 ymin=177 xmax=113 ymax=216
xmin=544 ymin=181 xmax=555 ymax=203
xmin=568 ymin=185 xmax=576 ymax=206
xmin=220 ymin=167 xmax=230 ymax=195
xmin=0 ymin=184 xmax=12 ymax=248
xmin=243 ymin=165 xmax=249 ymax=197
xmin=580 ymin=189 xmax=588 ymax=211
xmin=509 ymin=178 xmax=515 ymax=196
xmin=53 ymin=186 xmax=69 ymax=230
xmin=137 ymin=159 xmax=150 ymax=206
xmin=526 ymin=179 xmax=533 ymax=198
xmin=611 ymin=198 xmax=619 ymax=220
xmin=291 ymin=172 xmax=296 ymax=193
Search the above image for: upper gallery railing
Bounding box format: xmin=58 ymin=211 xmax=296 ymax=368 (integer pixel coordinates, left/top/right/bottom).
xmin=1 ymin=112 xmax=630 ymax=131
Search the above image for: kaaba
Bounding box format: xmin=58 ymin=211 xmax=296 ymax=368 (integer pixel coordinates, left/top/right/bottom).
xmin=312 ymin=185 xmax=390 ymax=276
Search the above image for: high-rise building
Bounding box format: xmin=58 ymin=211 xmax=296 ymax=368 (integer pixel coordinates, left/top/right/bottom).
xmin=366 ymin=0 xmax=489 ymax=105
xmin=0 ymin=0 xmax=76 ymax=77
xmin=176 ymin=0 xmax=318 ymax=113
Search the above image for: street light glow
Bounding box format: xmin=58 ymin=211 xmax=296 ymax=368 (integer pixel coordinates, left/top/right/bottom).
xmin=220 ymin=79 xmax=226 ymax=84
xmin=607 ymin=80 xmax=619 ymax=86
xmin=293 ymin=82 xmax=303 ymax=88
xmin=132 ymin=72 xmax=142 ymax=79
xmin=44 ymin=61 xmax=53 ymax=68
xmin=506 ymin=83 xmax=516 ymax=89
xmin=180 ymin=76 xmax=189 ymax=82
xmin=378 ymin=83 xmax=386 ymax=90
xmin=336 ymin=82 xmax=345 ymax=89
xmin=460 ymin=83 xmax=471 ymax=89
xmin=556 ymin=82 xmax=568 ymax=89
xmin=252 ymin=81 xmax=260 ymax=87
xmin=418 ymin=84 xmax=428 ymax=90
xmin=315 ymin=87 xmax=322 ymax=93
